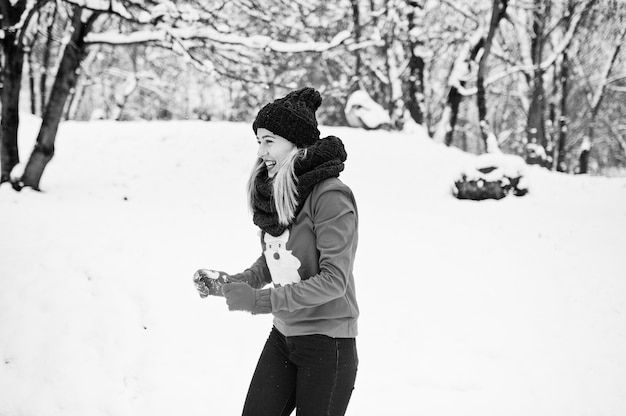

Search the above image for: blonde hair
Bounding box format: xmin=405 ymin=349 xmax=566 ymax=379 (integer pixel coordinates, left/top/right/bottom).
xmin=247 ymin=147 xmax=307 ymax=226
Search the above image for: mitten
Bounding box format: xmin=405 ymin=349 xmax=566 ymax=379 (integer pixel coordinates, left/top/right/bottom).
xmin=193 ymin=269 xmax=230 ymax=298
xmin=222 ymin=282 xmax=272 ymax=314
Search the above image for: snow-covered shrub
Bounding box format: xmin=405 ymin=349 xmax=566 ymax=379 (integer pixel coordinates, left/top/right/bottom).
xmin=344 ymin=90 xmax=391 ymax=130
xmin=453 ymin=153 xmax=529 ymax=200
xmin=192 ymin=105 xmax=212 ymax=121
xmin=525 ymin=143 xmax=552 ymax=168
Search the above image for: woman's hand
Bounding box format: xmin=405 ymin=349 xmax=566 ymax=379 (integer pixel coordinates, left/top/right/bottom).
xmin=222 ymin=282 xmax=272 ymax=315
xmin=193 ymin=269 xmax=230 ymax=298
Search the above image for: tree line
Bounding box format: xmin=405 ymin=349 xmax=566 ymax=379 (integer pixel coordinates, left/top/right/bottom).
xmin=1 ymin=0 xmax=624 ymax=191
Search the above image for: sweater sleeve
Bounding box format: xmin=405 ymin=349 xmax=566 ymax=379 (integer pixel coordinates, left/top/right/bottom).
xmin=271 ymin=187 xmax=357 ymax=312
xmin=229 ymin=255 xmax=272 ymax=289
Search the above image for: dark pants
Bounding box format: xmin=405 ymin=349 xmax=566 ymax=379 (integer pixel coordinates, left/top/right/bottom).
xmin=242 ymin=326 xmax=358 ymax=416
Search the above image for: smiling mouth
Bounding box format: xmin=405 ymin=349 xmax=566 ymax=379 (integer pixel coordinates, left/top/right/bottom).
xmin=264 ymin=160 xmax=276 ymax=170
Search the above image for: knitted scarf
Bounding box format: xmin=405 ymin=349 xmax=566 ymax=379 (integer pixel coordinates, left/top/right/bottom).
xmin=252 ymin=135 xmax=347 ymax=237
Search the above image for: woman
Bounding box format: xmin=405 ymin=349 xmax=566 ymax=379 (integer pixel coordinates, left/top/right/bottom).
xmin=194 ymin=87 xmax=359 ymax=416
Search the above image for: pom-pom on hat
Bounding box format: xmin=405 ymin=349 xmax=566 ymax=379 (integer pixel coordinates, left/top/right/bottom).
xmin=252 ymin=87 xmax=322 ymax=148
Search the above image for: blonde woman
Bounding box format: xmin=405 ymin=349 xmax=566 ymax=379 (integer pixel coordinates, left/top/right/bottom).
xmin=194 ymin=87 xmax=359 ymax=416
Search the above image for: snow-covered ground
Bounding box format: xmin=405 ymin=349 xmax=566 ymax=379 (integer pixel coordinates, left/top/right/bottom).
xmin=1 ymin=117 xmax=626 ymax=416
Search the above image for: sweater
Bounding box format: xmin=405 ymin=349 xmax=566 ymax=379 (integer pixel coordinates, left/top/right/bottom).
xmin=232 ymin=177 xmax=359 ymax=338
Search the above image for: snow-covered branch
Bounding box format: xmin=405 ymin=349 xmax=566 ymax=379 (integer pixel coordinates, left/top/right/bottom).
xmin=440 ymin=0 xmax=479 ymax=24
xmin=13 ymin=0 xmax=38 ymax=32
xmin=6 ymin=0 xmax=49 ymax=47
xmin=447 ymin=30 xmax=483 ymax=96
xmin=347 ymin=39 xmax=386 ymax=52
xmin=484 ymin=0 xmax=591 ymax=86
xmin=169 ymin=36 xmax=215 ymax=74
xmin=62 ymin=0 xmax=148 ymax=23
xmin=589 ymin=25 xmax=625 ymax=116
xmin=607 ymin=74 xmax=626 ymax=86
xmin=85 ymin=26 xmax=353 ymax=53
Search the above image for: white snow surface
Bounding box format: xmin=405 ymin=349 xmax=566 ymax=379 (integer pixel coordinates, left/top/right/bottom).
xmin=2 ymin=117 xmax=626 ymax=416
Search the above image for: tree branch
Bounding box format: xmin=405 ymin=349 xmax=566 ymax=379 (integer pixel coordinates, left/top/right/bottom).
xmin=484 ymin=0 xmax=595 ymax=86
xmin=590 ymin=25 xmax=626 ymax=116
xmin=85 ymin=26 xmax=353 ymax=53
xmin=440 ymin=0 xmax=479 ymax=25
xmin=13 ymin=0 xmax=50 ymax=47
xmin=62 ymin=0 xmax=146 ymax=23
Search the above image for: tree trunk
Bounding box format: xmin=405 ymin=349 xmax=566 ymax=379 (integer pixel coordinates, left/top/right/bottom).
xmin=64 ymin=80 xmax=84 ymax=121
xmin=350 ymin=0 xmax=362 ymax=85
xmin=578 ymin=135 xmax=590 ymax=174
xmin=477 ymin=0 xmax=507 ymax=152
xmin=548 ymin=102 xmax=556 ymax=165
xmin=578 ymin=23 xmax=625 ymax=175
xmin=65 ymin=47 xmax=98 ymax=120
xmin=28 ymin=39 xmax=38 ymax=115
xmin=112 ymin=75 xmax=138 ymax=121
xmin=0 ymin=1 xmax=26 ymax=184
xmin=433 ymin=86 xmax=463 ymax=147
xmin=383 ymin=1 xmax=404 ymax=129
xmin=19 ymin=8 xmax=100 ymax=190
xmin=526 ymin=0 xmax=549 ymax=150
xmin=40 ymin=2 xmax=58 ymax=114
xmin=404 ymin=0 xmax=426 ymax=125
xmin=433 ymin=32 xmax=483 ymax=146
xmin=556 ymin=50 xmax=569 ymax=172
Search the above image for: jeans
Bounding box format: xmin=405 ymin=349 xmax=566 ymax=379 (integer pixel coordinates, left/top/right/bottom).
xmin=242 ymin=326 xmax=358 ymax=416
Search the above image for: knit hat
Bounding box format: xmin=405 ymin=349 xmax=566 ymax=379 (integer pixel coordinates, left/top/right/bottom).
xmin=252 ymin=87 xmax=322 ymax=148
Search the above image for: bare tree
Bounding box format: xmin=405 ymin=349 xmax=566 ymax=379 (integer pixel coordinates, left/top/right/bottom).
xmin=477 ymin=0 xmax=508 ymax=152
xmin=350 ymin=0 xmax=363 ymax=88
xmin=404 ymin=0 xmax=427 ymax=125
xmin=0 ymin=0 xmax=48 ymax=185
xmin=577 ymin=21 xmax=626 ymax=173
xmin=554 ymin=0 xmax=577 ymax=172
xmin=433 ymin=31 xmax=483 ymax=146
xmin=526 ymin=0 xmax=550 ymax=155
xmin=39 ymin=1 xmax=60 ymax=115
xmin=19 ymin=7 xmax=101 ymax=190
xmin=555 ymin=47 xmax=570 ymax=172
xmin=0 ymin=0 xmax=27 ymax=183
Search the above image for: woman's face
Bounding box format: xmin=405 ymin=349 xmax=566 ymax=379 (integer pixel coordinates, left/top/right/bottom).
xmin=256 ymin=128 xmax=296 ymax=178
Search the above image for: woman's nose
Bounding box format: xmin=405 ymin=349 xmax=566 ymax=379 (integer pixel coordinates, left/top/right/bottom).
xmin=257 ymin=143 xmax=267 ymax=158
